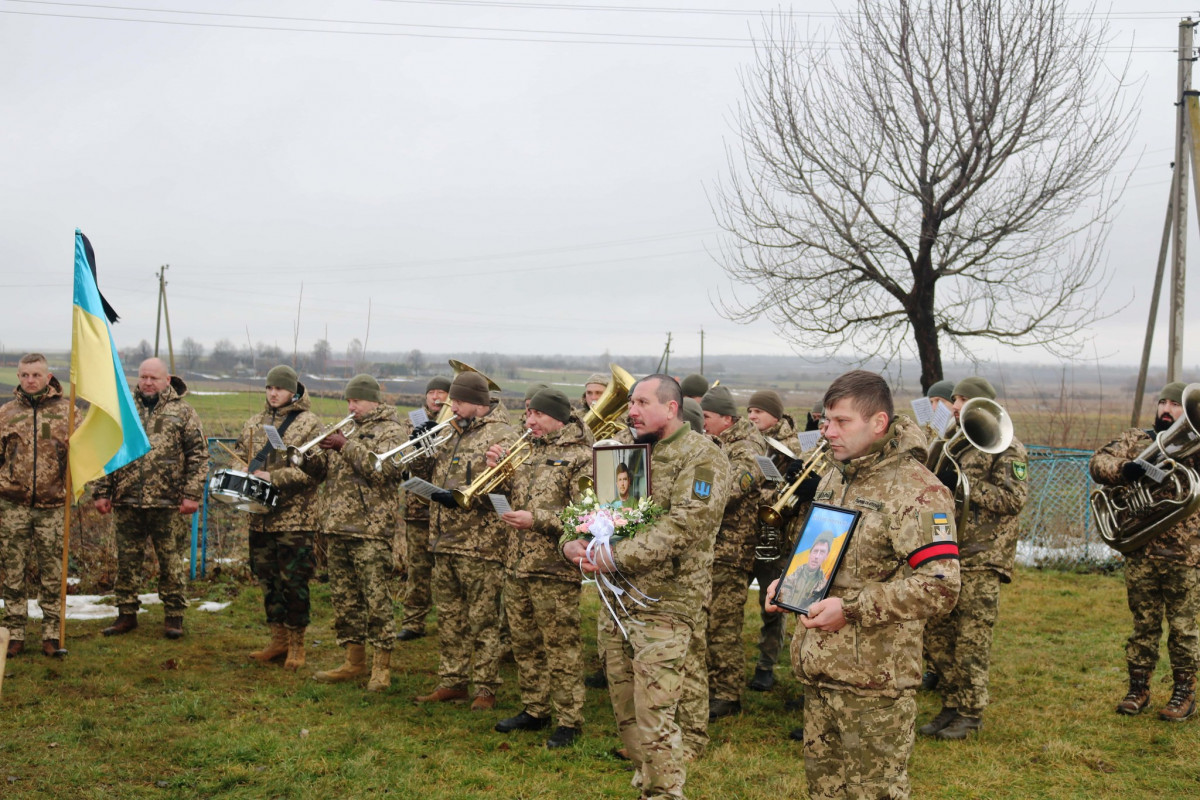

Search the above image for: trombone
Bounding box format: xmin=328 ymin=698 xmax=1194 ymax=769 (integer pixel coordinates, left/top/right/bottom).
xmin=370 ymin=417 xmax=458 ymax=472
xmin=926 ymin=397 xmax=1014 ymax=530
xmin=451 ymin=430 xmax=534 ymax=509
xmin=286 ymin=415 xmax=356 ymax=466
xmin=759 ymin=440 xmax=830 ymax=528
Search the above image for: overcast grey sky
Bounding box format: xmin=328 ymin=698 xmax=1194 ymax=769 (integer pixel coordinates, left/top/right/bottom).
xmin=1 ymin=0 xmax=1197 ymax=368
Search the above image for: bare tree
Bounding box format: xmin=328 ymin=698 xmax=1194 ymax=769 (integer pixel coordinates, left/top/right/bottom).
xmin=180 ymin=337 xmax=205 ymax=369
xmin=210 ymin=338 xmax=238 ymax=372
xmin=407 ymin=348 xmax=424 ymax=376
xmin=312 ymin=338 xmax=331 ymax=375
xmin=714 ymin=0 xmax=1135 ymax=390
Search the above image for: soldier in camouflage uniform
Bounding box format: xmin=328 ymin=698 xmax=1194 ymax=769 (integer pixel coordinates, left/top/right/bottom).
xmin=0 ymin=354 xmax=81 ymax=657
xmin=396 ymin=375 xmax=451 ymax=642
xmin=310 ymin=374 xmax=405 ymax=691
xmin=766 ymin=370 xmax=960 ymax=800
xmin=746 ymin=389 xmax=803 ymax=692
xmin=700 ymin=385 xmax=768 ymax=722
xmin=582 ymin=372 xmax=608 ymax=413
xmin=489 ymin=388 xmax=590 ymax=748
xmin=563 ymin=374 xmax=729 ymax=800
xmin=235 ymin=366 xmax=325 ymax=671
xmin=920 ymin=376 xmax=1028 ymax=740
xmin=94 ymin=358 xmax=207 ymax=640
xmin=415 ymin=371 xmax=516 ymax=711
xmin=1092 ymin=381 xmax=1200 ymax=722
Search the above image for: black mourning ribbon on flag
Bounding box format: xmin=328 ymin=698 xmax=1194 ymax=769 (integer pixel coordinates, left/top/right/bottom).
xmin=79 ymin=231 xmax=120 ymax=324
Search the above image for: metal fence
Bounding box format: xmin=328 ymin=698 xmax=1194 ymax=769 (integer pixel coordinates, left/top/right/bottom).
xmin=1016 ymin=445 xmax=1119 ymax=570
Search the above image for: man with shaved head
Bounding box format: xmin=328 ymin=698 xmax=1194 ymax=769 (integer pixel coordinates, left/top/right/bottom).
xmin=95 ymin=358 xmax=208 ymax=640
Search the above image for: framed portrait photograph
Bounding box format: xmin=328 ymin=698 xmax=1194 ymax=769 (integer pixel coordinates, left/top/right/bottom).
xmin=593 ymin=443 xmax=651 ymax=507
xmin=772 ymin=502 xmax=862 ymax=615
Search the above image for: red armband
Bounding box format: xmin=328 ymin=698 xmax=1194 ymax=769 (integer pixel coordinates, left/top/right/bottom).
xmin=907 ymin=541 xmax=959 ymax=570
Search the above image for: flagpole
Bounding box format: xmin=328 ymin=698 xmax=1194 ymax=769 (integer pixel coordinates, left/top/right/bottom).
xmin=58 ymin=382 xmax=78 ymax=653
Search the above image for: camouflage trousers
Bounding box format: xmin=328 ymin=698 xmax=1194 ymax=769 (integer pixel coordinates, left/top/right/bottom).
xmin=505 ymin=573 xmax=585 ymax=728
xmin=249 ymin=528 xmax=315 ymax=629
xmin=923 ymin=569 xmax=1002 ymax=716
xmin=113 ymin=507 xmax=189 ymax=616
xmin=1124 ymin=556 xmax=1200 ymax=674
xmin=431 ymin=552 xmax=504 ymax=694
xmin=801 ymin=684 xmax=917 ymax=800
xmin=676 ymin=600 xmax=709 ymax=762
xmin=400 ymin=519 xmax=434 ymax=635
xmin=0 ymin=500 xmax=63 ymax=641
xmin=707 ymin=561 xmax=752 ymax=702
xmin=326 ymin=535 xmax=395 ymax=651
xmin=752 ymin=555 xmax=788 ymax=670
xmin=600 ymin=610 xmax=693 ymax=800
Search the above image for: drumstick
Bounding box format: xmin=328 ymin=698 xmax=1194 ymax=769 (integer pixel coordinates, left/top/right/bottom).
xmin=215 ymin=440 xmax=248 ymax=469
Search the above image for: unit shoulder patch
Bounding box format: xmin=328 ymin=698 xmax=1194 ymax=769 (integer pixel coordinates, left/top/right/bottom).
xmin=920 ymin=509 xmax=955 ymax=542
xmin=693 ymin=466 xmax=715 ymax=501
xmin=1012 ymin=461 xmax=1027 ymax=481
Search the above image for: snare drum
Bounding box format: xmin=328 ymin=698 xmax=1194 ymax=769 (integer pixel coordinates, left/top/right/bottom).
xmin=208 ymin=468 xmax=280 ymax=514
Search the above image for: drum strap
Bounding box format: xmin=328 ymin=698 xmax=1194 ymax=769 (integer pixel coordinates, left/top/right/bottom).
xmin=249 ymin=410 xmax=301 ymax=472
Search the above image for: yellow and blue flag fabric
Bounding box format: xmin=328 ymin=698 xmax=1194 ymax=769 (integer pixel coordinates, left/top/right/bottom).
xmin=69 ymin=229 xmax=149 ymax=497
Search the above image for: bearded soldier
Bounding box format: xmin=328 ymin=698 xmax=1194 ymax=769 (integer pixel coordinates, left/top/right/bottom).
xmin=701 ymin=385 xmax=769 ymax=724
xmin=311 ymin=374 xmax=405 ymax=692
xmin=1092 ymin=381 xmax=1200 ymax=722
xmin=94 ymin=358 xmax=207 ymax=640
xmin=0 ymin=354 xmax=81 ymax=657
xmin=236 ymin=365 xmax=325 ymax=671
xmin=415 ymin=371 xmax=516 ymax=711
xmin=920 ymin=376 xmax=1028 ymax=740
xmin=767 ymin=370 xmax=959 ymax=800
xmin=396 ymin=375 xmax=451 ymax=642
xmin=489 ymin=388 xmax=591 ymax=748
xmin=563 ymin=374 xmax=729 ymax=800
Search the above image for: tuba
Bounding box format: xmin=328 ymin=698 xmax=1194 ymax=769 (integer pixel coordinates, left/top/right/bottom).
xmin=451 ymin=430 xmax=534 ymax=509
xmin=435 ymin=359 xmax=503 ymax=423
xmin=286 ymin=415 xmax=356 ymax=466
xmin=581 ymin=363 xmax=636 ymax=441
xmin=1091 ymin=383 xmax=1200 ymax=554
xmin=927 ymin=398 xmax=1014 ymax=531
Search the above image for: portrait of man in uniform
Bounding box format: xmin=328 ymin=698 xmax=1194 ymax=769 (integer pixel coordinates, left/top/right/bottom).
xmin=593 ymin=444 xmax=649 ymax=506
xmin=774 ymin=504 xmax=859 ymax=614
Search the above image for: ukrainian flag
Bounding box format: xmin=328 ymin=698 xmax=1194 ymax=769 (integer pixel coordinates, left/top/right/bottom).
xmin=69 ymin=230 xmax=150 ymax=497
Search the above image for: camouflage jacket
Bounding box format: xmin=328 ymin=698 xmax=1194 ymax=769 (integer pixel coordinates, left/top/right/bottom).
xmin=94 ymin=376 xmax=208 ymax=508
xmin=954 ymin=435 xmax=1029 ymax=580
xmin=1091 ymin=428 xmax=1200 ymax=566
xmin=602 ymin=424 xmax=730 ymax=627
xmin=713 ymin=417 xmax=770 ymax=571
xmin=318 ymin=404 xmax=405 ymax=541
xmin=798 ymin=414 xmax=960 ymax=698
xmin=401 ymin=403 xmax=443 ymax=524
xmin=428 ymin=407 xmax=517 ymax=563
xmin=507 ymin=417 xmax=591 ymax=582
xmin=0 ymin=377 xmax=81 ymax=508
xmin=233 ymin=384 xmax=326 ymax=533
xmin=763 ymin=413 xmax=802 ymax=470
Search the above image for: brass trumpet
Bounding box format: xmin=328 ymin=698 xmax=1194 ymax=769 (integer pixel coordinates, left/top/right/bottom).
xmin=451 ymin=430 xmax=534 ymax=509
xmin=581 ymin=363 xmax=636 ymax=441
xmin=369 ymin=417 xmax=458 ymax=472
xmin=759 ymin=440 xmax=829 ymax=528
xmin=286 ymin=415 xmax=356 ymax=466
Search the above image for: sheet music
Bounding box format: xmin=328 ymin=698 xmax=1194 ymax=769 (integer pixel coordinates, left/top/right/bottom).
xmin=488 ymin=494 xmax=512 ymax=515
xmin=262 ymin=425 xmax=285 ymax=450
xmin=797 ymin=431 xmax=822 ymax=453
xmin=932 ymin=404 xmax=955 ymax=437
xmin=402 ymin=477 xmax=441 ymax=498
xmin=755 ymin=455 xmax=785 ymax=483
xmin=409 ymin=408 xmax=429 ymax=428
xmin=910 ymin=397 xmax=933 ymax=426
xmin=1136 ymin=458 xmax=1167 ymax=484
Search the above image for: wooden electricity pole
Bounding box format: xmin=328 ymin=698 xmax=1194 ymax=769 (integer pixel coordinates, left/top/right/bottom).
xmin=153 ymin=264 xmax=176 ymax=374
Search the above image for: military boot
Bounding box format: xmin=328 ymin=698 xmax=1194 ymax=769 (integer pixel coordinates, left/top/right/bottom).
xmin=249 ymin=623 xmax=289 ymax=664
xmin=936 ymin=713 xmax=982 ymax=740
xmin=1116 ymin=667 xmax=1152 ymax=716
xmin=919 ymin=706 xmax=960 ymax=736
xmin=366 ymin=649 xmax=392 ymax=692
xmin=471 ymin=688 xmax=497 ymax=711
xmin=313 ymin=643 xmax=368 ymax=683
xmin=284 ymin=627 xmax=306 ymax=672
xmin=6 ymin=637 xmax=25 ymax=657
xmin=102 ymin=613 xmax=138 ymax=637
xmin=163 ymin=616 xmax=185 ymax=640
xmin=1158 ymin=670 xmax=1196 ymax=721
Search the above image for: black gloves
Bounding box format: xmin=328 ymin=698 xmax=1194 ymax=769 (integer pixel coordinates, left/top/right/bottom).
xmin=784 ymin=458 xmax=806 ymax=482
xmin=1121 ymin=461 xmax=1147 ymax=482
xmin=936 ymin=468 xmax=958 ymax=494
xmin=411 ymin=420 xmax=438 ymax=440
xmin=794 ymin=473 xmax=822 ymax=503
xmin=430 ymin=490 xmax=458 ymax=509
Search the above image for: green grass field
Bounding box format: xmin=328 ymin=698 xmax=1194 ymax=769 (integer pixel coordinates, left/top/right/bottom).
xmin=2 ymin=569 xmax=1198 ymax=799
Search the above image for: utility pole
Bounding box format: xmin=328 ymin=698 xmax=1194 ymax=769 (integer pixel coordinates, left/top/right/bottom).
xmin=154 ymin=265 xmax=176 ymax=374
xmin=1169 ymin=18 xmax=1195 ymax=382
xmin=655 ymin=332 xmax=673 ymax=375
xmin=699 ymin=326 xmax=705 ymax=374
